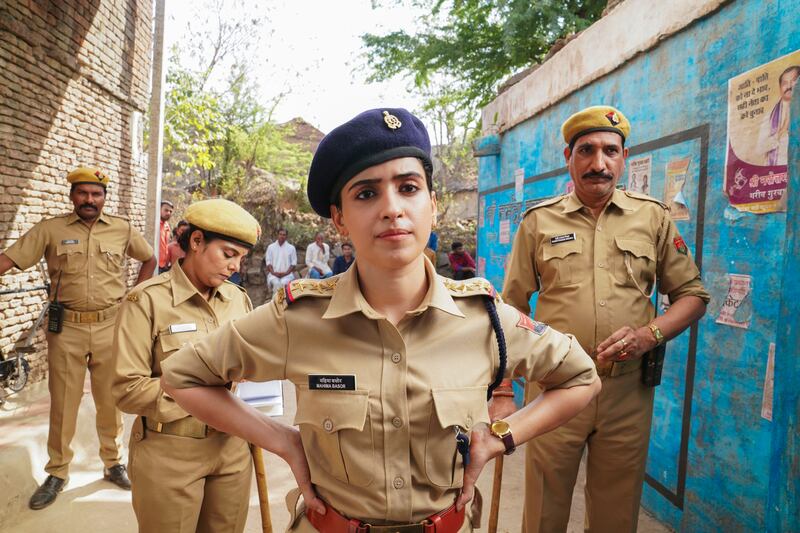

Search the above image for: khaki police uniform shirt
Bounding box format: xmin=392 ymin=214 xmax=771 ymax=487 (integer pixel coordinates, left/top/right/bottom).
xmin=4 ymin=212 xmax=153 ymax=312
xmin=113 ymin=261 xmax=253 ymax=423
xmin=161 ymin=258 xmax=597 ymax=523
xmin=502 ymin=189 xmax=710 ymax=357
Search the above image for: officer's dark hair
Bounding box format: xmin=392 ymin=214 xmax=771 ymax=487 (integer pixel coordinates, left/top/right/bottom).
xmin=69 ymin=183 xmax=107 ymax=195
xmin=451 ymin=242 xmax=463 ymax=251
xmin=178 ymin=224 xmax=254 ymax=252
xmin=331 ymin=157 xmax=433 ymax=210
xmin=173 ymin=220 xmax=189 ymax=238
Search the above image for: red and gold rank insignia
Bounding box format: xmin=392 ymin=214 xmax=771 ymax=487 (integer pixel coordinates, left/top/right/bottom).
xmin=674 ymin=236 xmax=688 ymax=255
xmin=516 ymin=310 xmax=548 ymax=335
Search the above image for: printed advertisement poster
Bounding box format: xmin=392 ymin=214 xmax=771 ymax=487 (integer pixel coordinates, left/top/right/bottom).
xmin=665 ymin=157 xmax=691 ymax=220
xmin=724 ymin=49 xmax=800 ymax=213
xmin=479 ymin=197 xmax=485 ymax=226
xmin=627 ymin=155 xmax=652 ymax=195
xmin=499 ymin=219 xmax=511 ymax=244
xmin=477 ymin=256 xmax=486 ymax=278
xmin=514 ymin=168 xmax=524 ymax=202
xmin=715 ymin=274 xmax=752 ymax=329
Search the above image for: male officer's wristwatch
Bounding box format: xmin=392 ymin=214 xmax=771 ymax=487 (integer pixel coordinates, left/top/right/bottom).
xmin=648 ymin=322 xmax=665 ymax=346
xmin=490 ymin=420 xmax=516 ymax=455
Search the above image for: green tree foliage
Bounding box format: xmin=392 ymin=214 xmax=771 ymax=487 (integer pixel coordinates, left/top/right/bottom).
xmin=362 ymin=0 xmax=606 ymax=125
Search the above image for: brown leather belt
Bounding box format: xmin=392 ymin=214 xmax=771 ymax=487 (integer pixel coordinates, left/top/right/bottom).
xmin=307 ymin=501 xmax=465 ymax=533
xmin=595 ymin=357 xmax=642 ymax=378
xmin=63 ymin=304 xmax=120 ymax=324
xmin=143 ymin=416 xmax=216 ymax=439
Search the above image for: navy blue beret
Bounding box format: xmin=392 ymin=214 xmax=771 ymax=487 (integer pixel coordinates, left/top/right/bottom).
xmin=307 ymin=108 xmax=432 ymax=217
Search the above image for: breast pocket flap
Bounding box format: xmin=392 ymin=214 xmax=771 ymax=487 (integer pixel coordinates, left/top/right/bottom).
xmin=294 ymin=389 xmax=369 ymax=432
xmin=432 ymin=387 xmax=490 ymax=430
xmin=99 ymin=242 xmax=125 ymax=255
xmin=542 ymin=239 xmax=582 ymax=261
xmin=56 ymin=243 xmax=82 ymax=256
xmin=615 ymin=237 xmax=656 ymax=260
xmin=158 ymin=331 xmax=200 ymax=353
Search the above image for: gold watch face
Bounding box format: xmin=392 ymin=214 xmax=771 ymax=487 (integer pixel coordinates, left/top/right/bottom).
xmin=491 ymin=420 xmax=511 ymax=437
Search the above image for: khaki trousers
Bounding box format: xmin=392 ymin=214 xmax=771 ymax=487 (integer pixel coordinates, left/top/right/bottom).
xmin=129 ymin=422 xmax=252 ymax=533
xmin=44 ymin=315 xmax=123 ymax=478
xmin=522 ymin=370 xmax=655 ymax=533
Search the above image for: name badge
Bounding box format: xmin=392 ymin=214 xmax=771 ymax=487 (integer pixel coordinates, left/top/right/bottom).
xmin=61 ymin=239 xmax=80 ymax=245
xmin=550 ymin=233 xmax=576 ymax=245
xmin=308 ymin=374 xmax=357 ymax=391
xmin=169 ymin=323 xmax=197 ymax=334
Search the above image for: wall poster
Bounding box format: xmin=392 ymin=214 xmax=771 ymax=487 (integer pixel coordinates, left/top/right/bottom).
xmin=724 ymin=49 xmax=800 ymax=213
xmin=627 ymin=155 xmax=652 ymax=195
xmin=665 ymin=157 xmax=691 ymax=220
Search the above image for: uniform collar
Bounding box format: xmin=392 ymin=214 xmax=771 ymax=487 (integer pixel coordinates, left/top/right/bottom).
xmin=66 ymin=211 xmax=111 ymax=225
xmin=170 ymin=260 xmax=231 ymax=306
xmin=322 ymin=257 xmax=465 ymax=320
xmin=562 ymin=188 xmax=635 ymax=213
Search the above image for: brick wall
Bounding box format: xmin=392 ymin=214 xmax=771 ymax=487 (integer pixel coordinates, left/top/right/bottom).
xmin=0 ymin=0 xmax=154 ymax=383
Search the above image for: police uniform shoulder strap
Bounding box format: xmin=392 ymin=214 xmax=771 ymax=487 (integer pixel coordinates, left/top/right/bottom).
xmin=521 ymin=194 xmax=566 ymax=218
xmin=276 ymin=277 xmax=339 ymax=307
xmin=442 ymin=277 xmax=507 ymax=399
xmin=623 ymin=190 xmax=668 ymax=209
xmin=126 ymin=270 xmax=171 ymax=302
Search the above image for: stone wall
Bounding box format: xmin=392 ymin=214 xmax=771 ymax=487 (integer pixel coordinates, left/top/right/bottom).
xmin=0 ymin=0 xmax=153 ymax=383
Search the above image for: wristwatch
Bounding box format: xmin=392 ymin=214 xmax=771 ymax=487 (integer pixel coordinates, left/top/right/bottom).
xmin=489 ymin=420 xmax=516 ymax=455
xmin=648 ymin=323 xmax=665 ymax=346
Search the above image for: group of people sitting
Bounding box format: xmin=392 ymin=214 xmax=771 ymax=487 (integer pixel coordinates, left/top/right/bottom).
xmin=264 ymin=228 xmax=355 ymax=295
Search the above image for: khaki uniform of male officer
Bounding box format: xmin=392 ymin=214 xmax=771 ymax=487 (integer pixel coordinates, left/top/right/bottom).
xmin=0 ymin=167 xmax=155 ymax=509
xmin=113 ymin=198 xmax=258 ymax=532
xmin=500 ymin=107 xmax=710 ymax=532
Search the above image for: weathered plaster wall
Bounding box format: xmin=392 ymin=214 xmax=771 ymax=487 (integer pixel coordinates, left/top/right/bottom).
xmin=0 ymin=0 xmax=153 ymax=382
xmin=476 ymin=0 xmax=799 ymax=530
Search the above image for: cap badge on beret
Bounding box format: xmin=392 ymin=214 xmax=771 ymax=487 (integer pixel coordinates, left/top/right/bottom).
xmin=383 ymin=111 xmax=402 ymax=130
xmin=605 ymin=111 xmax=620 ymax=126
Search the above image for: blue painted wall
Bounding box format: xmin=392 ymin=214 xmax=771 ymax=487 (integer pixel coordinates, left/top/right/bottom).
xmin=476 ymin=1 xmax=800 ymax=530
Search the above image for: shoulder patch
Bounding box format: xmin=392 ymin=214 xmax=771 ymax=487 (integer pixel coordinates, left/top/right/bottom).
xmin=515 ymin=309 xmax=548 ymax=335
xmin=441 ymin=277 xmax=500 ymax=301
xmin=623 ymin=190 xmax=668 ymax=208
xmin=285 ymin=277 xmax=339 ymax=305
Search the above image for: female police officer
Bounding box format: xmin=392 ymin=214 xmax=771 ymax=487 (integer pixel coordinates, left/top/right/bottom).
xmin=112 ymin=199 xmax=260 ymax=532
xmin=160 ymin=108 xmax=601 ymax=532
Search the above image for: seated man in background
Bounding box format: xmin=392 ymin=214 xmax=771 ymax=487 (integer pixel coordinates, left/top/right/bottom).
xmin=306 ymin=232 xmax=333 ymax=279
xmin=332 ymin=241 xmax=355 ymax=275
xmin=266 ymin=228 xmax=297 ymax=293
xmin=448 ymin=241 xmax=476 ymax=280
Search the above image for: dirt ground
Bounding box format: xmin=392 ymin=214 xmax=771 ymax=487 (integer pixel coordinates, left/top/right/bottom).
xmin=0 ymin=380 xmax=670 ymax=532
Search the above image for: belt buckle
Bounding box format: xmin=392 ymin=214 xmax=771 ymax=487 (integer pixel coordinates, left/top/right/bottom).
xmin=80 ymin=311 xmax=99 ymax=323
xmin=368 ymin=524 xmax=424 ymax=533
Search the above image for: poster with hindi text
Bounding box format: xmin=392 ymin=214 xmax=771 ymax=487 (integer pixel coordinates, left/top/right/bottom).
xmin=724 ymin=49 xmax=800 ymax=213
xmin=627 ymin=155 xmax=652 ymax=195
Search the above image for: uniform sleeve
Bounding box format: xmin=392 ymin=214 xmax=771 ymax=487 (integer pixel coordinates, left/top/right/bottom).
xmin=112 ymin=292 xmax=189 ymax=422
xmin=498 ymin=301 xmax=597 ymax=390
xmin=3 ymin=220 xmax=48 ymax=270
xmin=502 ymin=214 xmax=540 ymax=313
xmin=161 ymin=298 xmax=289 ymax=388
xmin=126 ymin=224 xmax=154 ymax=262
xmin=655 ymin=211 xmax=710 ymax=303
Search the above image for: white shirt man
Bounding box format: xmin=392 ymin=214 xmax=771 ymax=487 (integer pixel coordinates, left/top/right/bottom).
xmin=305 ymin=232 xmax=332 ymax=279
xmin=265 ymin=228 xmax=297 ymax=293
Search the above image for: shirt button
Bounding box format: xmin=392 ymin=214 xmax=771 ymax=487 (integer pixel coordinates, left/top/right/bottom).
xmin=596 ymin=225 xmax=602 ymax=231
xmin=207 ymin=318 xmax=215 ymax=324
xmin=599 ymin=300 xmax=606 ymax=307
xmin=391 ymin=352 xmax=401 ymax=364
xmin=465 ymin=415 xmax=473 ymax=429
xmin=323 ymin=419 xmax=333 ymax=432
xmin=598 ymin=262 xmax=606 ymax=268
xmin=392 ymin=417 xmax=403 ymax=428
xmin=393 ymin=477 xmax=405 ymax=489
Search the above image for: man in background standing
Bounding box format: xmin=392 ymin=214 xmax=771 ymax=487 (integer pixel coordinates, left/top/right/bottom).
xmin=265 ymin=227 xmax=297 ymax=294
xmin=305 ymin=232 xmax=333 ymax=279
xmin=158 ymin=200 xmax=174 ymax=273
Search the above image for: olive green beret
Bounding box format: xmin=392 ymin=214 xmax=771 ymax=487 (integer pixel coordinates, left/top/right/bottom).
xmin=184 ymin=199 xmax=261 ymax=247
xmin=67 ymin=167 xmax=110 ymax=187
xmin=561 ymin=105 xmax=630 ymax=148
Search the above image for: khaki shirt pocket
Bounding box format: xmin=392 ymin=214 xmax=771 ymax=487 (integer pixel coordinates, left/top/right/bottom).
xmin=540 ymin=239 xmax=582 ymax=287
xmin=613 ymin=237 xmax=657 ymax=292
xmin=294 ymin=388 xmax=374 ymax=487
xmin=56 ymin=242 xmax=85 ymax=274
xmin=99 ymin=242 xmax=126 ymax=272
xmin=425 ymin=387 xmax=490 ymax=488
xmin=157 ymin=330 xmax=202 ymax=368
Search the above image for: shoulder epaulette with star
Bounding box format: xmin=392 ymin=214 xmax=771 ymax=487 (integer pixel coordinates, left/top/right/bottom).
xmin=125 ymin=270 xmax=171 ymax=302
xmin=522 ymin=195 xmax=566 ymax=217
xmin=274 ymin=277 xmax=339 ymax=307
xmin=441 ymin=276 xmax=500 ymax=302
xmin=623 ymin=190 xmax=668 ymax=209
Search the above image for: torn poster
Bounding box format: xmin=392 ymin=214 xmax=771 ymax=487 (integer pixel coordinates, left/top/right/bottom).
xmin=761 ymin=342 xmax=775 ymax=421
xmin=627 ymin=155 xmax=652 ymax=195
xmin=499 ymin=219 xmax=511 ymax=244
xmin=665 ymin=157 xmax=691 ymax=220
xmin=479 ymin=197 xmax=486 ymax=226
xmin=724 ymin=48 xmax=800 ymax=213
xmin=515 ymin=168 xmax=524 ymax=202
xmin=715 ymin=273 xmax=752 ymax=329
xmin=477 ymin=256 xmax=486 ymax=278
